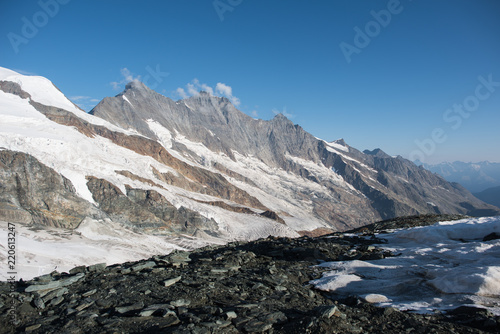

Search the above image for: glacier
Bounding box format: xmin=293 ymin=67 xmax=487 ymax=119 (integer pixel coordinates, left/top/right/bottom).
xmin=312 ymin=216 xmax=500 ymax=315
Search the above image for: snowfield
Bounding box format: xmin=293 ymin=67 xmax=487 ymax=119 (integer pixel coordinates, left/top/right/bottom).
xmin=312 ymin=216 xmax=500 ymax=315
xmin=0 ymin=219 xmax=189 ymax=280
xmin=0 ymin=67 xmax=142 ymax=136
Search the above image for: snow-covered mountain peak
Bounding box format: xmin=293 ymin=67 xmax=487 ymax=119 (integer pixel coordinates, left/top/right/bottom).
xmin=0 ymin=66 xmax=20 ymax=78
xmin=0 ymin=66 xmax=81 ymax=113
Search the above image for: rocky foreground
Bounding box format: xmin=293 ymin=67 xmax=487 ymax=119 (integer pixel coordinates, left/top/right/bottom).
xmin=1 ymin=215 xmax=499 ymax=334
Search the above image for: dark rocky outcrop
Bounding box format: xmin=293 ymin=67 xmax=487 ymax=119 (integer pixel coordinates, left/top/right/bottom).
xmin=0 ymin=150 xmax=102 ymax=228
xmin=1 ymin=215 xmax=497 ymax=333
xmin=86 ymin=177 xmax=219 ymax=236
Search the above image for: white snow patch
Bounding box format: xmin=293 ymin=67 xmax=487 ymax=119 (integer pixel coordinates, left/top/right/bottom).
xmin=397 ymin=176 xmax=409 ymax=183
xmin=0 ymin=67 xmax=141 ymax=137
xmin=0 ymin=219 xmax=187 ymax=280
xmin=324 ymin=145 xmax=377 ymax=173
xmin=312 ymin=216 xmax=500 ymax=315
xmin=0 ymin=67 xmax=78 ymax=112
xmin=147 ymin=119 xmax=173 ymax=149
xmin=326 ymin=140 xmax=349 ymax=152
xmin=285 ymin=153 xmax=357 ymax=193
xmin=122 ymin=94 xmax=132 ymax=106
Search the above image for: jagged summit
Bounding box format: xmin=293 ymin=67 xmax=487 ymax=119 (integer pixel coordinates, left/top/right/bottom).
xmin=364 ymin=148 xmax=391 ymax=158
xmin=272 ymin=113 xmax=292 ymax=121
xmin=124 ymin=80 xmax=148 ymax=91
xmin=271 ymin=113 xmax=295 ymax=127
xmin=88 ymin=76 xmax=499 ymax=227
xmin=333 ymin=138 xmax=347 ymax=145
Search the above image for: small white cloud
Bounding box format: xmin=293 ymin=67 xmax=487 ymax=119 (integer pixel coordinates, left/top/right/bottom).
xmin=186 ymin=81 xmax=199 ymax=96
xmin=174 ymin=79 xmax=241 ymax=107
xmin=90 ymin=99 xmax=100 ymax=103
xmin=215 ymin=82 xmax=240 ymax=106
xmin=110 ymin=68 xmax=141 ymax=90
xmin=184 ymin=79 xmax=214 ymax=96
xmin=251 ymin=110 xmax=258 ymax=117
xmin=121 ymin=68 xmax=136 ymax=82
xmin=200 ymin=83 xmax=214 ymax=95
xmin=215 ymin=82 xmax=232 ymax=96
xmin=176 ymin=87 xmax=188 ymax=99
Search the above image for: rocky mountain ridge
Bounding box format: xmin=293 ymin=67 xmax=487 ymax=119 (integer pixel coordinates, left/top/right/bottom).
xmin=1 ymin=66 xmax=499 ymax=277
xmin=91 ymin=79 xmax=500 ymax=226
xmin=474 ymin=186 xmax=500 ymax=208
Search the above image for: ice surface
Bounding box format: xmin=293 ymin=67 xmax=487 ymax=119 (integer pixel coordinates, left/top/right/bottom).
xmin=0 ymin=67 xmax=76 ymax=112
xmin=0 ymin=67 xmax=141 ymax=136
xmin=312 ymin=217 xmax=500 ymax=315
xmin=0 ymin=219 xmax=186 ymax=280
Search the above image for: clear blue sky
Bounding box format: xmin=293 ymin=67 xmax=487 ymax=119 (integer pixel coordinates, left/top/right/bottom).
xmin=1 ymin=0 xmax=499 ymax=163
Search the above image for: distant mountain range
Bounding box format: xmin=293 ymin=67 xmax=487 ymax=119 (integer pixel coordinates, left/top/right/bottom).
xmin=474 ymin=186 xmax=500 ymax=208
xmin=1 ymin=66 xmax=499 ymax=276
xmin=418 ymin=161 xmax=500 ymax=193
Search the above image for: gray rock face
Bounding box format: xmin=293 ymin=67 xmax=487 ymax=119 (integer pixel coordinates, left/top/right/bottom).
xmin=0 ymin=148 xmax=223 ymax=235
xmin=92 ymin=83 xmax=325 ymax=167
xmin=474 ymin=186 xmax=500 ymax=208
xmin=86 ymin=176 xmax=220 ymax=236
xmin=0 ymin=150 xmax=102 ymax=228
xmin=91 ymin=82 xmax=500 ymax=228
